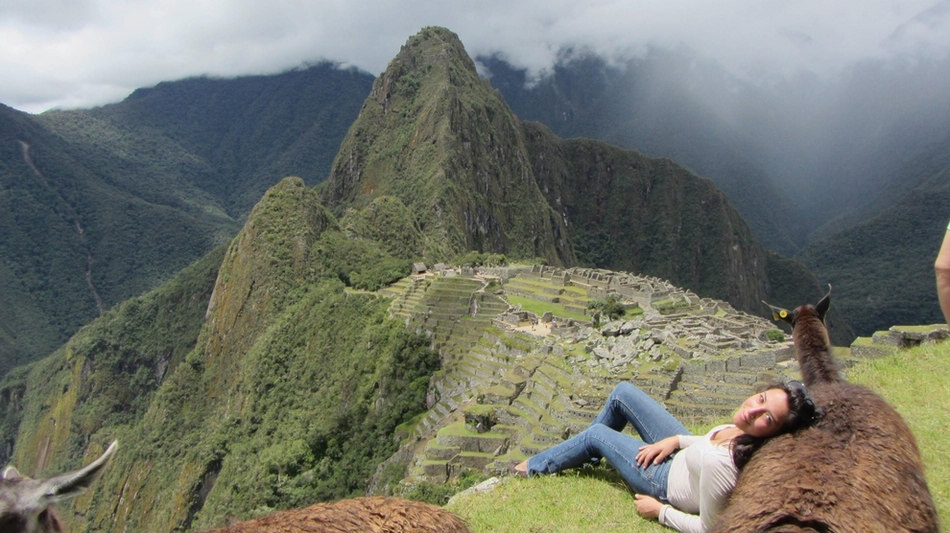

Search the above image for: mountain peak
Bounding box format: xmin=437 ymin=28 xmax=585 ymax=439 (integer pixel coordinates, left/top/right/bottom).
xmin=321 ymin=27 xmax=571 ymax=263
xmin=393 ymin=26 xmax=477 ymax=74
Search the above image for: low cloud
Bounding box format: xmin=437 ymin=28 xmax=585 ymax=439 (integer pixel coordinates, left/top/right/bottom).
xmin=1 ymin=0 xmax=948 ymax=113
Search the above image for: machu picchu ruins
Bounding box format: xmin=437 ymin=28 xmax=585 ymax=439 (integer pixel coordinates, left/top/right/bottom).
xmin=373 ymin=263 xmax=948 ymax=489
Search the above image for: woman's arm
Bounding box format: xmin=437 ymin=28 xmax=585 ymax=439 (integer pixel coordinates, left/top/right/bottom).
xmin=936 ymin=222 xmax=950 ymax=326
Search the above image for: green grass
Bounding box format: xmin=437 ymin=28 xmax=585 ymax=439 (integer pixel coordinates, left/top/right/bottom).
xmin=507 ymin=295 xmax=590 ymax=322
xmin=447 ymin=467 xmax=667 ymax=533
xmin=847 ymin=341 xmax=949 ymax=519
xmin=446 ymin=341 xmax=950 ymax=531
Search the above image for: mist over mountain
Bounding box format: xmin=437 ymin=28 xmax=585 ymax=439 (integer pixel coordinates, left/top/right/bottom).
xmin=797 ymin=132 xmax=950 ymax=334
xmin=480 ymin=46 xmax=950 ymax=250
xmin=479 ymin=50 xmax=802 ymax=255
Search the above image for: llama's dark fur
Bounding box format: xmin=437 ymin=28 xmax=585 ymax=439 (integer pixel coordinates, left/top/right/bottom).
xmin=714 ymin=290 xmax=939 ymax=532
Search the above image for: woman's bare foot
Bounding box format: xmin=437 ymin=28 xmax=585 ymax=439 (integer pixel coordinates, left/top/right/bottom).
xmin=512 ymin=460 xmax=529 ymax=476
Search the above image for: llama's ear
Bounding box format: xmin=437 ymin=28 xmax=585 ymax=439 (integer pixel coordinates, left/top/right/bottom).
xmin=762 ymin=301 xmax=794 ymax=324
xmin=37 ymin=441 xmax=117 ymax=503
xmin=2 ymin=465 xmax=22 ymax=479
xmin=815 ymin=284 xmax=832 ymax=321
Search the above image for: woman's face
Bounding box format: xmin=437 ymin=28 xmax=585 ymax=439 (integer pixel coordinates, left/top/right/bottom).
xmin=733 ymin=388 xmax=790 ymax=438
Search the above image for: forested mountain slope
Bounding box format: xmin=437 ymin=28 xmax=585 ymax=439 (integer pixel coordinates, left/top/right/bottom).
xmin=0 ymin=104 xmax=238 ymax=374
xmin=797 ymin=134 xmax=950 ymax=335
xmin=0 ymin=65 xmax=372 ymax=376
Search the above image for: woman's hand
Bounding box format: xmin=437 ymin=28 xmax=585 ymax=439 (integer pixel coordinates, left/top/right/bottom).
xmin=636 ymin=435 xmax=678 ymax=467
xmin=633 ymin=494 xmax=663 ymax=520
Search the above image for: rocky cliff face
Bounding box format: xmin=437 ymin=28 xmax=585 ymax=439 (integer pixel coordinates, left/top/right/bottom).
xmin=521 ymin=122 xmax=771 ymax=313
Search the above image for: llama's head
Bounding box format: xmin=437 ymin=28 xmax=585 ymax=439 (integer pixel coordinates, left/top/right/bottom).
xmin=762 ymin=284 xmax=831 ymax=327
xmin=0 ymin=441 xmax=117 ymax=533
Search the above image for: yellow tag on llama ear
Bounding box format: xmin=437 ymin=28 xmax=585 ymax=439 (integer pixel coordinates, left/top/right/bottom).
xmin=772 ymin=309 xmax=789 ymax=321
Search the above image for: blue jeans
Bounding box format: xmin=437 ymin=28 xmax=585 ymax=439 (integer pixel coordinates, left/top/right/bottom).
xmin=526 ymin=382 xmax=691 ymax=499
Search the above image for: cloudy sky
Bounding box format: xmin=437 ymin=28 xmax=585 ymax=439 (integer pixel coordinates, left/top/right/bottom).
xmin=2 ymin=0 xmax=949 ymax=114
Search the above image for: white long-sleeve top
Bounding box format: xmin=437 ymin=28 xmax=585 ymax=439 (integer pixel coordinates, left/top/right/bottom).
xmin=658 ymin=424 xmax=738 ymax=533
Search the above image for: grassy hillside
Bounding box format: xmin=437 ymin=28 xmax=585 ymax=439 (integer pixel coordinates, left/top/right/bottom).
xmin=446 ymin=340 xmax=950 ymax=531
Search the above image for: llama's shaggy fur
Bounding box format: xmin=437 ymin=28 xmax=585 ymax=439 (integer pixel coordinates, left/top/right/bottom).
xmin=714 ymin=292 xmax=939 ymax=532
xmin=203 ymin=496 xmax=471 ymax=533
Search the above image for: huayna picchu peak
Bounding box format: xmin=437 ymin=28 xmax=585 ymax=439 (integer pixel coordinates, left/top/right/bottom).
xmin=321 ymin=27 xmax=572 ymax=265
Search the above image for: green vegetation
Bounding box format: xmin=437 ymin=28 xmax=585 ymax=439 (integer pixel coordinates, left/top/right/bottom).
xmin=314 ymin=230 xmax=411 ymax=291
xmin=405 ymin=471 xmax=485 ymax=506
xmin=447 ymin=341 xmax=950 ymax=531
xmin=454 ymin=251 xmax=508 ymax=267
xmin=796 ymin=186 xmax=949 ymax=337
xmin=0 ymin=243 xmax=226 ymax=474
xmin=0 ymin=64 xmax=373 ymax=378
xmin=1 ymin=177 xmax=444 ymax=531
xmin=588 ymin=295 xmax=626 ymax=326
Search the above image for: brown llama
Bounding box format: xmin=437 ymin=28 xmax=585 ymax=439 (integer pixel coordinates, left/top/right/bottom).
xmin=713 ymin=287 xmax=939 ymax=532
xmin=0 ymin=440 xmax=117 ymax=533
xmin=203 ymin=496 xmax=471 ymax=533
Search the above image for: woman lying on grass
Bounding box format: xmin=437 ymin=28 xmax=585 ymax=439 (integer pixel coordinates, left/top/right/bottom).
xmin=514 ymin=381 xmax=819 ymax=533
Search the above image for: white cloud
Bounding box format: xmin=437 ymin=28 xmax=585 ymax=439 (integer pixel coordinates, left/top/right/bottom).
xmin=1 ymin=0 xmax=948 ymax=113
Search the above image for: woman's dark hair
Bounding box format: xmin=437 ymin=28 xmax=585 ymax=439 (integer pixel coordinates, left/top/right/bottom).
xmin=731 ymin=379 xmax=820 ymax=470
